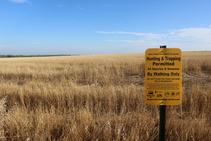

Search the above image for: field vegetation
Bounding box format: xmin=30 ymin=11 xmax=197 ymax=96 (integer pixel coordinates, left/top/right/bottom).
xmin=0 ymin=51 xmax=210 ymax=140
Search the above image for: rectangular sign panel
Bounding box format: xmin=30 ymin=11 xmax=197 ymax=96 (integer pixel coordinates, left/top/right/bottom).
xmin=145 ymin=48 xmax=182 ymax=105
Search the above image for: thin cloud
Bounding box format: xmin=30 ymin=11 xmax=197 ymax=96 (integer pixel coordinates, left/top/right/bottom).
xmin=75 ymin=5 xmax=84 ymax=10
xmin=9 ymin=0 xmax=28 ymax=3
xmin=57 ymin=4 xmax=64 ymax=7
xmin=97 ymin=27 xmax=211 ymax=43
xmin=105 ymin=40 xmax=144 ymax=44
xmin=96 ymin=31 xmax=166 ymax=40
xmin=171 ymin=27 xmax=211 ymax=42
xmin=97 ymin=27 xmax=211 ymax=51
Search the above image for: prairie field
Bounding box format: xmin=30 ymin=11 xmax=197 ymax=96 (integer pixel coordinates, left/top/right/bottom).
xmin=0 ymin=51 xmax=210 ymax=141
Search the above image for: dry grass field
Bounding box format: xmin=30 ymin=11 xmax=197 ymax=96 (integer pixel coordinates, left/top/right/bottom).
xmin=0 ymin=51 xmax=210 ymax=141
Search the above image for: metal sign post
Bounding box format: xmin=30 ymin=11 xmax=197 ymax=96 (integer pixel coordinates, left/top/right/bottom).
xmin=159 ymin=105 xmax=166 ymax=141
xmin=159 ymin=45 xmax=166 ymax=141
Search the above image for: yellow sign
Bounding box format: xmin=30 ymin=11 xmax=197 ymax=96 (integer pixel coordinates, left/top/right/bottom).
xmin=145 ymin=48 xmax=182 ymax=105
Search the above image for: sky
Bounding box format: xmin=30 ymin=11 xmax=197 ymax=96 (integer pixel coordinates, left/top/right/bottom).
xmin=0 ymin=0 xmax=211 ymax=55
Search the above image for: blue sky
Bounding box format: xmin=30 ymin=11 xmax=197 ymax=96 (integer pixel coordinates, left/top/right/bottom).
xmin=0 ymin=0 xmax=211 ymax=55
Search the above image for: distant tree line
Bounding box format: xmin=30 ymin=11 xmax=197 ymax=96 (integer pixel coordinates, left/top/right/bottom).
xmin=0 ymin=54 xmax=76 ymax=58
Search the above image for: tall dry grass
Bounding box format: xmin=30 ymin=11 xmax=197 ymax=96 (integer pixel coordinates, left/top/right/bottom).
xmin=0 ymin=52 xmax=210 ymax=140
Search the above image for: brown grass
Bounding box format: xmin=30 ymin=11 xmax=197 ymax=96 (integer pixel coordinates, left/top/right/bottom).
xmin=0 ymin=52 xmax=210 ymax=141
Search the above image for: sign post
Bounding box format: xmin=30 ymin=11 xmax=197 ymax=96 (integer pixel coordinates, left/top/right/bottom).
xmin=145 ymin=46 xmax=182 ymax=141
xmin=159 ymin=45 xmax=167 ymax=141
